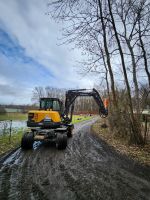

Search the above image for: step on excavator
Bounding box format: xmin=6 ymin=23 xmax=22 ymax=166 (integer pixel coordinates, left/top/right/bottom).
xmin=21 ymin=88 xmax=108 ymax=150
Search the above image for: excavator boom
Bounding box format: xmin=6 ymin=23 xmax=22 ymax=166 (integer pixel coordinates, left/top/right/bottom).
xmin=62 ymin=88 xmax=108 ymax=123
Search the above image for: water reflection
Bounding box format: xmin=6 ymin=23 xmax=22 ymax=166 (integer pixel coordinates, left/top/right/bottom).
xmin=0 ymin=120 xmax=27 ymax=135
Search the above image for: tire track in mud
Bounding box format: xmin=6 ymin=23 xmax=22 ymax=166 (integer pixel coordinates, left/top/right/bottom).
xmin=0 ymin=118 xmax=150 ymax=200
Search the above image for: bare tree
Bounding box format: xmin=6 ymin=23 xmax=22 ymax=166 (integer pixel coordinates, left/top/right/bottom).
xmin=114 ymin=0 xmax=141 ymax=112
xmin=32 ymin=86 xmax=99 ymax=113
xmin=49 ymin=0 xmax=118 ymax=109
xmin=136 ymin=2 xmax=150 ymax=87
xmin=107 ymin=0 xmax=144 ymax=144
xmin=32 ymin=87 xmax=45 ymax=104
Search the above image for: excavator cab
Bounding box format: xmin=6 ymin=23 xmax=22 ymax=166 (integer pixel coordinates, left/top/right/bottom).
xmin=40 ymin=98 xmax=63 ymax=113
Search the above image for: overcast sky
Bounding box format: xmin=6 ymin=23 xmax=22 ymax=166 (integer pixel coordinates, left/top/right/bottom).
xmin=0 ymin=0 xmax=96 ymax=105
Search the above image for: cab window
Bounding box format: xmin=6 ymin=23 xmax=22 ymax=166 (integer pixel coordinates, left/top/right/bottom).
xmin=53 ymin=100 xmax=60 ymax=111
xmin=40 ymin=99 xmax=53 ymax=109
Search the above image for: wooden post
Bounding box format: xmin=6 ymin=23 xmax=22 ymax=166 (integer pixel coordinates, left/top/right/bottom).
xmin=144 ymin=115 xmax=147 ymax=143
xmin=9 ymin=120 xmax=12 ymax=143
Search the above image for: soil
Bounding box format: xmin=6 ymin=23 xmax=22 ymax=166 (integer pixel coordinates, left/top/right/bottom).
xmin=0 ymin=118 xmax=150 ymax=200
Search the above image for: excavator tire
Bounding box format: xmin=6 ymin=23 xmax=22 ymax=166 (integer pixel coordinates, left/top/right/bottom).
xmin=21 ymin=132 xmax=34 ymax=149
xmin=56 ymin=133 xmax=67 ymax=150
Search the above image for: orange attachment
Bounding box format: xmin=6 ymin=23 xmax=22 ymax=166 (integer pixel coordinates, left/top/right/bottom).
xmin=103 ymin=98 xmax=109 ymax=109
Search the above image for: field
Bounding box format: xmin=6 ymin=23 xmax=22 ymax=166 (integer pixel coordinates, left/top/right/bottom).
xmin=0 ymin=113 xmax=27 ymax=121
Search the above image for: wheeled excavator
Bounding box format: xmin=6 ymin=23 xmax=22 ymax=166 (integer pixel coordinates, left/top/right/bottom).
xmin=21 ymin=88 xmax=108 ymax=150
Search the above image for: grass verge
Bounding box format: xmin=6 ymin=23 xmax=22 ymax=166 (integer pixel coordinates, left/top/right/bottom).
xmin=92 ymin=119 xmax=150 ymax=166
xmin=0 ymin=131 xmax=23 ymax=155
xmin=72 ymin=115 xmax=93 ymax=124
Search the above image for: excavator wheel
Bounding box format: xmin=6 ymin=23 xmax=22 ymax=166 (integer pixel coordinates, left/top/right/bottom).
xmin=21 ymin=132 xmax=34 ymax=149
xmin=56 ymin=133 xmax=67 ymax=150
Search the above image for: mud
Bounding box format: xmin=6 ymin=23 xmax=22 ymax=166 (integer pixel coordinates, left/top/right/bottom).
xmin=0 ymin=118 xmax=150 ymax=200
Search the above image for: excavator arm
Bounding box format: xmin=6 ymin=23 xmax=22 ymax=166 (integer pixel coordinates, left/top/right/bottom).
xmin=62 ymin=88 xmax=108 ymax=124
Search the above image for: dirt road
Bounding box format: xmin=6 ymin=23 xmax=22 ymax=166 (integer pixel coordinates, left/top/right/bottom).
xmin=0 ymin=118 xmax=150 ymax=200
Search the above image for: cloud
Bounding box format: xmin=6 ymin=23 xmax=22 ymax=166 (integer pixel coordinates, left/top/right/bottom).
xmin=0 ymin=0 xmax=97 ymax=104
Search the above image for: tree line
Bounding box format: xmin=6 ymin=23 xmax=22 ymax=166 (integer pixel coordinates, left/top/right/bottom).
xmin=32 ymin=86 xmax=100 ymax=114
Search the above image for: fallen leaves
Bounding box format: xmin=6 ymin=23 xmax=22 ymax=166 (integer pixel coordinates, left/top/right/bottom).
xmin=92 ymin=120 xmax=150 ymax=166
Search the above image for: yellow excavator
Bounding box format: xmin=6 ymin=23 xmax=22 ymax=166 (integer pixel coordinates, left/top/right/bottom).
xmin=21 ymin=88 xmax=108 ymax=150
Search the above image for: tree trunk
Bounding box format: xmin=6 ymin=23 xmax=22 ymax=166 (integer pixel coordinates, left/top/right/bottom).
xmin=97 ymin=0 xmax=118 ymax=110
xmin=138 ymin=21 xmax=150 ymax=87
xmin=126 ymin=39 xmax=140 ymax=113
xmin=107 ymin=0 xmax=144 ymax=144
xmin=101 ymin=48 xmax=110 ymax=99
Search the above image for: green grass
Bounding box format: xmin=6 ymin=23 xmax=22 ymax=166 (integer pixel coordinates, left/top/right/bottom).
xmin=0 ymin=113 xmax=27 ymax=121
xmin=0 ymin=131 xmax=23 ymax=155
xmin=72 ymin=115 xmax=93 ymax=124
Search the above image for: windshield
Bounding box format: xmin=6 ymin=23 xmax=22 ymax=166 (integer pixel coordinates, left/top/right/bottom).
xmin=40 ymin=99 xmax=61 ymax=111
